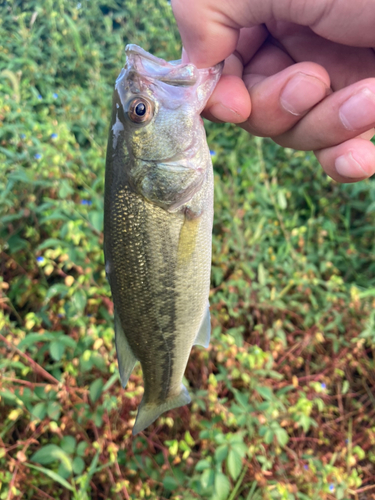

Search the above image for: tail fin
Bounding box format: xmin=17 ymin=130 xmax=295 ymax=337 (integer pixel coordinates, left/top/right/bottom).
xmin=132 ymin=385 xmax=191 ymax=435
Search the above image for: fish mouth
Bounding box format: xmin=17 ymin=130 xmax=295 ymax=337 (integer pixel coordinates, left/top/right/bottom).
xmin=124 ymin=44 xmax=223 ymax=88
xmin=126 ymin=44 xmax=173 ymax=67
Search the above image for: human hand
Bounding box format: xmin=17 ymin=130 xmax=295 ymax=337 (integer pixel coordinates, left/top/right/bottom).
xmin=172 ymin=0 xmax=375 ymax=183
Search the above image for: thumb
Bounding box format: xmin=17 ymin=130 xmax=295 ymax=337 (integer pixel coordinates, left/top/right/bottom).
xmin=172 ymin=0 xmax=375 ymax=68
xmin=172 ymin=0 xmax=240 ymax=68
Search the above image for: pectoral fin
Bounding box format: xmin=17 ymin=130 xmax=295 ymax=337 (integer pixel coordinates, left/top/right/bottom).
xmin=177 ymin=214 xmax=200 ymax=265
xmin=194 ymin=303 xmax=211 ymax=348
xmin=114 ymin=310 xmax=137 ymax=388
xmin=132 ymin=385 xmax=191 ymax=435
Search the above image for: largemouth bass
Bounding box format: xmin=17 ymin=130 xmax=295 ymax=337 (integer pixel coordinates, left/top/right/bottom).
xmin=104 ymin=45 xmax=222 ymax=435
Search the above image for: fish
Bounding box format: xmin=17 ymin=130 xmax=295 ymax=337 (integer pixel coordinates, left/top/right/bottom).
xmin=104 ymin=44 xmax=222 ymax=435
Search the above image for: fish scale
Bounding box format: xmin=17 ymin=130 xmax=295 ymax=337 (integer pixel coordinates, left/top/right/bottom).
xmin=110 ymin=183 xmax=183 ymax=407
xmin=104 ymin=44 xmax=222 ymax=434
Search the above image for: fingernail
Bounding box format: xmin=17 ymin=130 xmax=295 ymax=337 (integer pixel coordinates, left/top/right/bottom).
xmin=280 ymin=73 xmax=329 ymax=115
xmin=335 ymin=152 xmax=368 ymax=178
xmin=339 ymin=88 xmax=375 ymax=131
xmin=181 ymin=47 xmax=190 ymax=64
xmin=207 ymin=103 xmax=245 ymax=123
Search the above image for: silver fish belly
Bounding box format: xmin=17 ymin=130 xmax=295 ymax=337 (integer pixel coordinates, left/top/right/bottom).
xmin=104 ymin=45 xmax=222 ymax=435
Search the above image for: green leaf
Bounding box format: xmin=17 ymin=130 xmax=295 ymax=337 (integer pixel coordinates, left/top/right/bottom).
xmin=264 ymin=429 xmax=274 ymax=444
xmin=31 ymin=444 xmax=73 ymax=472
xmin=163 ymin=476 xmax=179 ymax=491
xmin=358 ymin=287 xmax=375 ymax=298
xmin=231 ymin=442 xmax=248 ymax=458
xmin=257 ymin=263 xmax=266 ymax=285
xmin=91 ymin=353 xmax=107 ymax=372
xmin=76 ymin=441 xmax=88 ymax=457
xmin=60 ymin=436 xmax=76 ymax=455
xmin=215 ymin=444 xmax=229 ymax=464
xmin=31 ymin=402 xmax=47 ymax=420
xmin=214 ymin=472 xmax=231 ymax=500
xmin=234 ymin=391 xmax=250 ymax=409
xmin=47 ymin=401 xmax=61 ymax=421
xmin=276 ymin=385 xmax=295 ymax=396
xmin=299 ymin=414 xmax=312 ymax=433
xmin=214 ymin=433 xmax=226 ymax=445
xmin=196 ymin=459 xmax=211 ymax=471
xmin=342 ymin=380 xmax=350 ymax=394
xmin=353 ymin=445 xmax=365 ymax=460
xmin=336 ymin=487 xmax=345 ymax=500
xmin=44 ymin=284 xmax=69 ymax=303
xmin=102 ymin=373 xmax=120 ymax=392
xmin=87 ymin=450 xmax=100 ymax=478
xmin=58 ymin=336 xmax=77 ymax=349
xmin=71 ymin=289 xmax=87 ymax=313
xmin=227 ymin=449 xmax=242 ymax=481
xmin=37 ymin=238 xmax=65 ymax=251
xmin=72 ymin=456 xmax=85 ymax=475
xmin=277 ymin=190 xmax=287 ymax=210
xmin=0 ymin=390 xmax=17 ymax=404
xmin=89 ymin=378 xmax=104 ymax=403
xmin=88 ymin=210 xmax=103 ymax=232
xmin=58 ymin=180 xmax=74 ymax=199
xmin=34 ymin=386 xmax=51 ymax=401
xmin=80 ymin=351 xmax=94 ymax=372
xmin=184 ymin=431 xmax=195 ymax=446
xmin=200 ymin=468 xmax=214 ymax=490
xmin=26 ymin=463 xmax=74 ymax=491
xmin=62 ymin=14 xmax=83 ymax=57
xmin=18 ymin=333 xmax=55 ymax=349
xmin=93 ymin=410 xmax=103 ymax=427
xmin=255 ymin=386 xmax=273 ymax=400
xmin=275 ymin=428 xmax=289 ymax=447
xmin=58 ymin=461 xmax=72 ymax=479
xmin=7 ymin=234 xmax=28 ymax=252
xmin=50 ymin=340 xmax=66 ymax=361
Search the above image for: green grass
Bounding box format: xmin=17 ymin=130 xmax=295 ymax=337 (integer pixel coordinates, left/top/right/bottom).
xmin=1 ymin=1 xmax=375 ymax=499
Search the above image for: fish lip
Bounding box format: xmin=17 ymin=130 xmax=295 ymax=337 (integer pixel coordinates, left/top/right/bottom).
xmin=125 ymin=44 xmax=224 ymax=78
xmin=125 ymin=44 xmax=199 ymax=87
xmin=125 ymin=44 xmax=171 ymax=67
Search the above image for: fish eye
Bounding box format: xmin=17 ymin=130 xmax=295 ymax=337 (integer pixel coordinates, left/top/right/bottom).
xmin=128 ymin=97 xmax=153 ymax=123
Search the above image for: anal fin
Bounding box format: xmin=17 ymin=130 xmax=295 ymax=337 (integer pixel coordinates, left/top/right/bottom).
xmin=194 ymin=302 xmax=211 ymax=348
xmin=114 ymin=310 xmax=137 ymax=388
xmin=132 ymin=385 xmax=191 ymax=435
